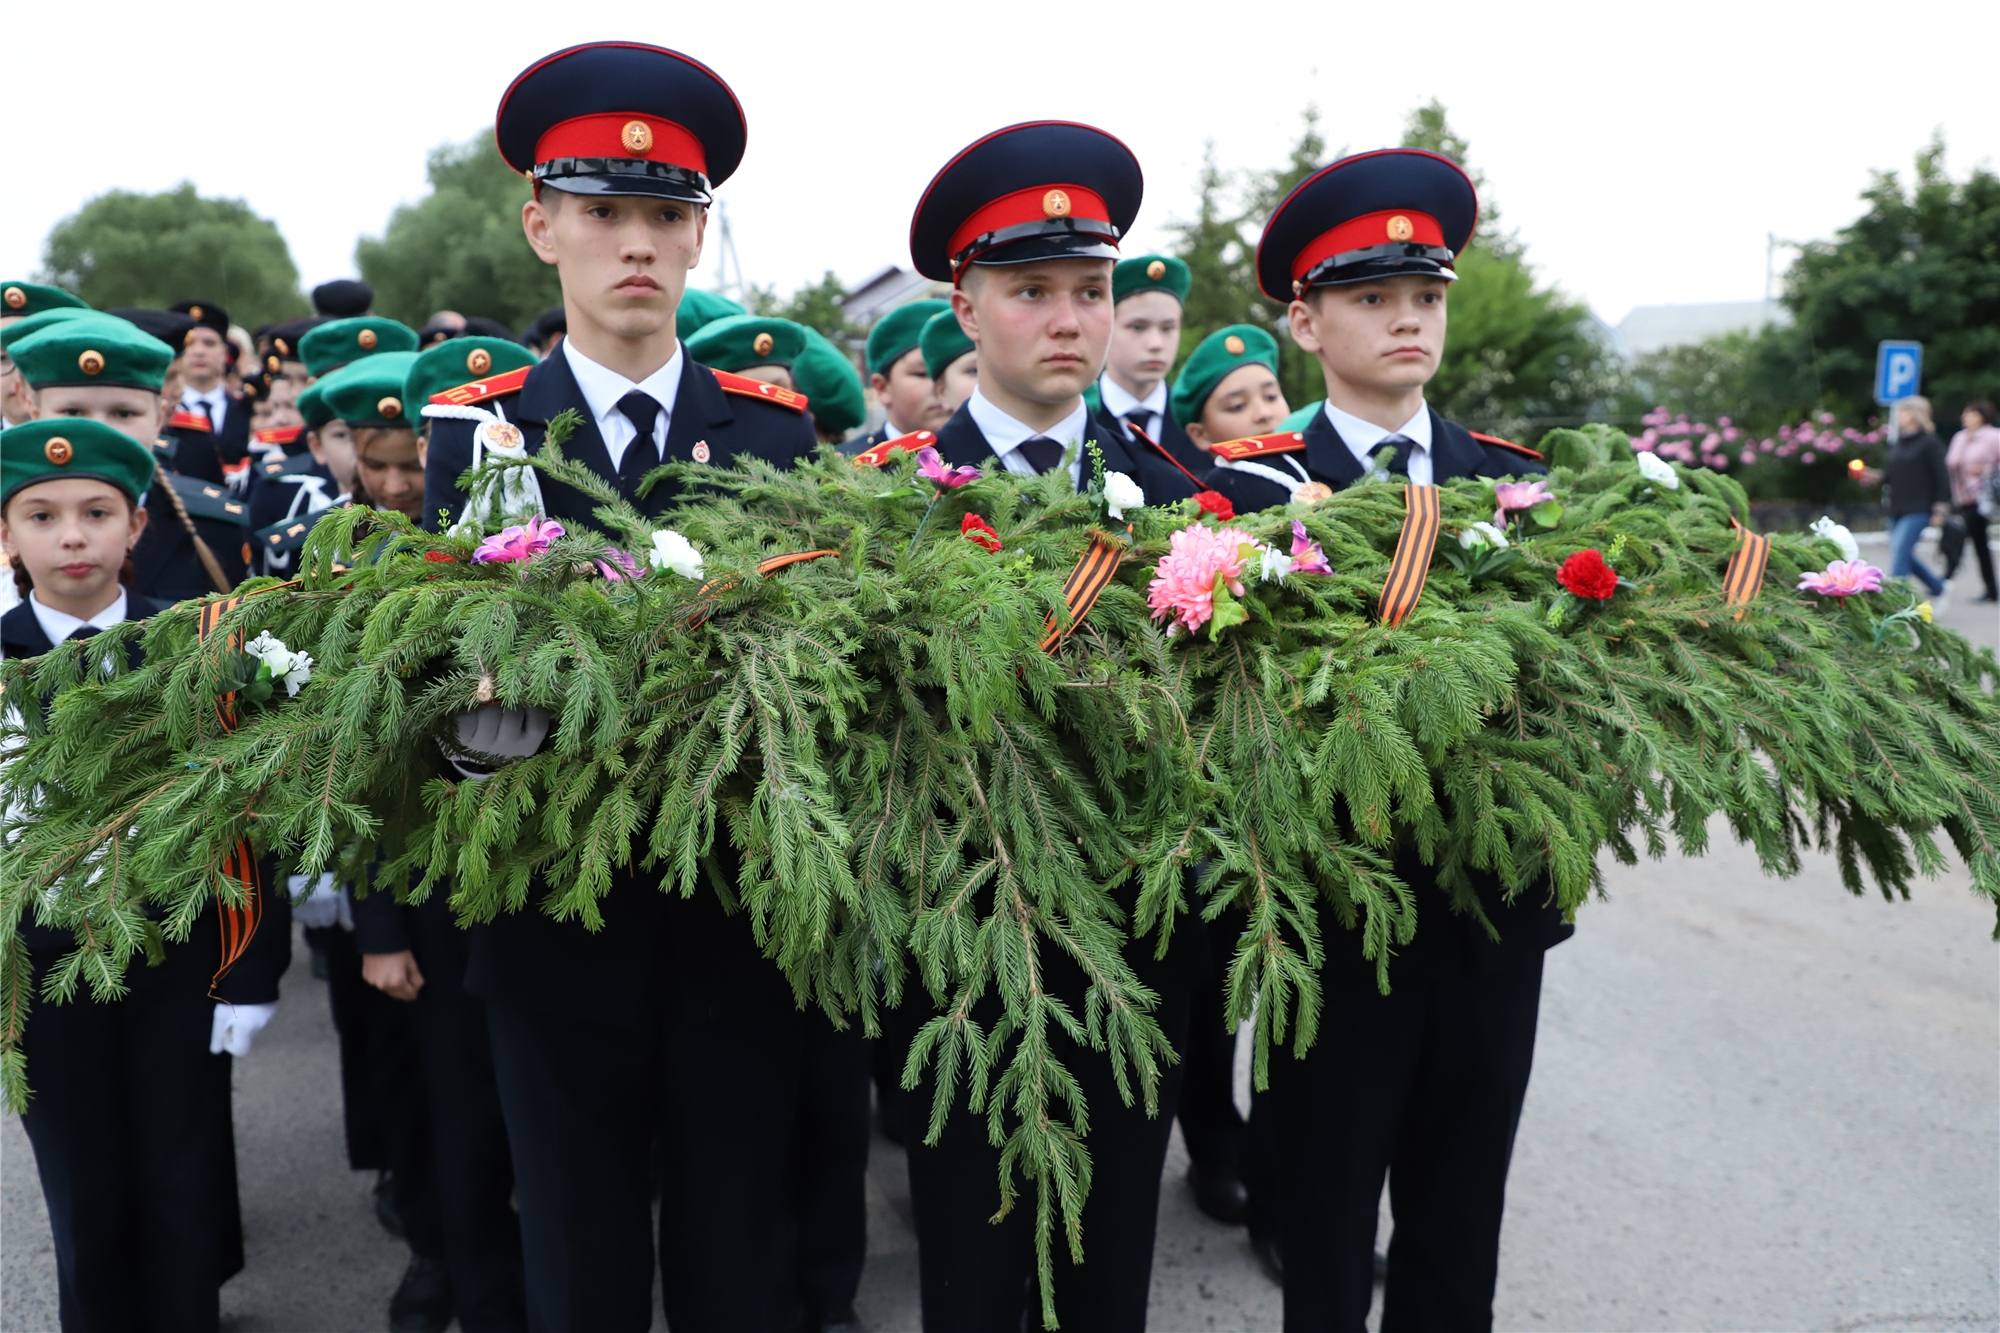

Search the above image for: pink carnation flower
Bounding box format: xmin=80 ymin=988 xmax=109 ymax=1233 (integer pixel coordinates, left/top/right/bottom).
xmin=473 ymin=515 xmax=566 ymax=564
xmin=915 ymin=446 xmax=979 ymax=489
xmin=1492 ymin=480 xmax=1552 ymax=527
xmin=1146 ymin=523 xmax=1255 ymax=635
xmin=1797 ymin=559 xmax=1884 ymax=604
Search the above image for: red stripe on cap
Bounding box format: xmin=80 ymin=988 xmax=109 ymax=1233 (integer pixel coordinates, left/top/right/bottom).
xmin=1291 ymin=210 xmax=1446 ymax=282
xmin=534 ymin=112 xmax=708 ymax=174
xmin=946 ymin=184 xmax=1110 ymax=266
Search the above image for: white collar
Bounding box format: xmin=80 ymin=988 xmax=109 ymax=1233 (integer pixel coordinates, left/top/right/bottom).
xmin=29 ymin=587 xmax=128 ymax=646
xmin=1324 ymin=399 xmax=1431 ymax=460
xmin=182 ymin=383 xmax=227 ymax=409
xmin=967 ymin=388 xmax=1089 ymax=458
xmin=562 ymin=337 xmax=685 ymax=430
xmin=1097 ymin=375 xmax=1167 ymax=422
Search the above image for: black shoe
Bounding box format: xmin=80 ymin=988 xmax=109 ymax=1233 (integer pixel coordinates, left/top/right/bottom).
xmin=1977 ymin=591 xmax=1998 ymax=603
xmin=1374 ymin=1248 xmax=1388 ymax=1285
xmin=389 ymin=1255 xmax=452 ymax=1333
xmin=373 ymin=1170 xmax=405 ymax=1238
xmin=309 ymin=945 xmax=329 ymax=980
xmin=1186 ymin=1159 xmax=1249 ymax=1225
xmin=1249 ymin=1226 xmax=1282 ymax=1285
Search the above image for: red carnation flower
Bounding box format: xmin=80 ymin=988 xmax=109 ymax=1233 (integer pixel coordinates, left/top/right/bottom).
xmin=423 ymin=550 xmax=458 ymax=563
xmin=1194 ymin=490 xmax=1235 ymax=521
xmin=960 ymin=513 xmax=1002 ymax=552
xmin=1556 ymin=548 xmax=1618 ymax=600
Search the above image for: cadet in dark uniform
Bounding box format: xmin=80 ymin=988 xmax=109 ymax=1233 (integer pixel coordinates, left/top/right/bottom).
xmin=892 ymin=120 xmax=1201 ymax=1333
xmin=168 ymin=301 xmax=252 ymax=473
xmin=1 ymin=418 xmax=291 ymax=1333
xmin=420 ymin=43 xmax=820 ymax=1333
xmin=854 ymin=298 xmax=950 ymax=451
xmin=684 ymin=313 xmax=808 ymax=388
xmin=1200 ymin=148 xmax=1565 ymax=1333
xmin=1097 ymin=254 xmax=1211 ymax=477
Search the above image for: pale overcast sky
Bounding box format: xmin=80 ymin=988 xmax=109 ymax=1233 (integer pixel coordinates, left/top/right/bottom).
xmin=6 ymin=0 xmax=1995 ymax=327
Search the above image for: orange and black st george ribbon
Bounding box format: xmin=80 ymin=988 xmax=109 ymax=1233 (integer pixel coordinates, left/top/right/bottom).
xmin=194 ymin=595 xmax=266 ymax=996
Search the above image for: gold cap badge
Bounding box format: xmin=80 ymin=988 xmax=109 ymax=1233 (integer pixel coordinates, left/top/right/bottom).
xmin=1224 ymin=335 xmax=1245 ymax=355
xmin=267 ymin=354 xmax=281 ymax=372
xmin=467 ymin=348 xmax=492 ymax=375
xmin=622 ymin=119 xmax=654 ymax=154
xmin=44 ymin=436 xmax=73 ymax=465
xmin=1386 ymin=215 xmax=1415 ymax=242
xmin=188 ymin=305 xmax=204 ymax=321
xmin=1146 ymin=260 xmax=1166 ymax=280
xmin=274 ymin=338 xmax=289 ymax=355
xmin=3 ymin=287 xmax=24 ymax=309
xmin=377 ymin=396 xmax=402 ymax=419
xmin=1042 ymin=189 xmax=1071 ymax=219
xmin=753 ymin=332 xmax=775 ymax=356
xmin=78 ymin=349 xmax=106 ymax=376
xmin=357 ymin=328 xmax=378 ymax=350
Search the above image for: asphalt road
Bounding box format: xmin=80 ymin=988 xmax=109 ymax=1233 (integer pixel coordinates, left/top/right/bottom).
xmin=4 ymin=553 xmax=1996 ymax=1333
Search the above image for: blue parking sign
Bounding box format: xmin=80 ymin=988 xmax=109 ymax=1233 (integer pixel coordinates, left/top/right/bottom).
xmin=1875 ymin=341 xmax=1922 ymax=404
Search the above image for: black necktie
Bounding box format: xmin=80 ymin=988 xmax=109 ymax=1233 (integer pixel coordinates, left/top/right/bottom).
xmin=66 ymin=625 xmax=100 ymax=642
xmin=1016 ymin=436 xmax=1066 ymax=475
xmin=200 ymin=398 xmax=218 ymax=432
xmin=1368 ymin=435 xmax=1414 ymax=477
xmin=1122 ymin=408 xmax=1154 ymax=442
xmin=615 ymin=391 xmax=662 ymax=493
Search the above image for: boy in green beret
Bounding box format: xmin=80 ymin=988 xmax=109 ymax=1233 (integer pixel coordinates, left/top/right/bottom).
xmin=921 ymin=307 xmax=978 ymax=416
xmin=793 ymin=328 xmax=867 ymax=444
xmin=300 ymin=316 xmax=421 ymax=380
xmin=1100 ymin=254 xmax=1210 ymax=475
xmin=1172 ymin=324 xmax=1291 ymax=452
xmin=684 ymin=314 xmax=809 ymax=389
xmin=855 ymin=298 xmax=950 ymax=450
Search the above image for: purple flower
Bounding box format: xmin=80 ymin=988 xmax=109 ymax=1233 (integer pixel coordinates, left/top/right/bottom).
xmin=1289 ymin=520 xmax=1332 ymax=575
xmin=473 ymin=515 xmax=566 ymax=564
xmin=915 ymin=446 xmax=979 ymax=489
xmin=594 ymin=547 xmax=642 ymax=581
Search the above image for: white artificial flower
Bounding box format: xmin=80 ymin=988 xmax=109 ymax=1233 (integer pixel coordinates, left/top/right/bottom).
xmin=649 ymin=528 xmax=705 ymax=580
xmin=244 ymin=632 xmax=313 ymax=696
xmin=1258 ymin=547 xmax=1295 ymax=583
xmin=1636 ymin=450 xmax=1680 ymax=489
xmin=1810 ymin=515 xmax=1860 ymax=563
xmin=1102 ymin=471 xmax=1145 ymax=521
xmin=1458 ymin=521 xmax=1510 ymax=551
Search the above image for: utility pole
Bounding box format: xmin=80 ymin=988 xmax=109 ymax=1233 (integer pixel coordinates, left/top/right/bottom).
xmin=712 ymin=199 xmax=747 ymax=304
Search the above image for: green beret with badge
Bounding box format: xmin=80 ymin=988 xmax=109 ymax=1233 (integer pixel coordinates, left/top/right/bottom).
xmin=0 ymin=307 xmax=91 ymax=354
xmin=865 ymin=299 xmax=949 ymax=377
xmin=297 ymin=380 xmax=332 ymax=432
xmin=919 ymin=308 xmax=974 ymax=381
xmin=793 ymin=327 xmax=866 ymax=435
xmin=404 ymin=337 xmax=536 ymax=417
xmin=685 ymin=314 xmax=808 ymax=375
xmin=1113 ymin=254 xmax=1190 ymax=305
xmin=301 ymin=316 xmax=419 ymax=378
xmin=0 ymin=281 xmax=88 ymax=321
xmin=10 ymin=313 xmax=173 ymax=391
xmin=1170 ymin=323 xmax=1279 ymax=427
xmin=1 ymin=418 xmax=157 ymax=507
xmin=319 ymin=351 xmax=420 ymax=428
xmin=677 ymin=287 xmax=747 ymax=340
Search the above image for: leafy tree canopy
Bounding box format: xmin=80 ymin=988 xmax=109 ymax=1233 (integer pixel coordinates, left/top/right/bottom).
xmin=355 ymin=131 xmax=562 ymax=335
xmin=748 ymin=270 xmax=858 ymax=346
xmin=40 ymin=183 xmax=307 ymax=329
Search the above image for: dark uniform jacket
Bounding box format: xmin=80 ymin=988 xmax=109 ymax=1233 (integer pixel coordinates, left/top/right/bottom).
xmin=1114 ymin=403 xmax=1211 ymax=481
xmin=132 ymin=468 xmax=253 ymax=602
xmin=924 ymin=396 xmax=1200 ymax=506
xmin=164 ymin=395 xmax=252 ymax=484
xmin=421 ymin=345 xmax=820 ymax=1019
xmin=246 ymin=452 xmax=340 ymax=576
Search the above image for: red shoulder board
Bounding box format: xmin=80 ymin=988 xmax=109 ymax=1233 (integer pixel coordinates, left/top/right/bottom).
xmin=255 ymin=425 xmax=303 ymax=447
xmin=713 ymin=369 xmax=809 ymax=414
xmin=430 ymin=365 xmax=532 ymax=406
xmin=1209 ymin=431 xmax=1306 ymax=462
xmin=851 ymin=430 xmax=937 ymax=468
xmin=168 ymin=409 xmax=212 ymax=433
xmin=1470 ymin=431 xmax=1542 ymax=462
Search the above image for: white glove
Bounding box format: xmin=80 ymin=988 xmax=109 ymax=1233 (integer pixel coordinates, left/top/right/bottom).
xmin=209 ymin=1002 xmax=277 ymax=1057
xmin=449 ymin=704 xmax=551 ymax=779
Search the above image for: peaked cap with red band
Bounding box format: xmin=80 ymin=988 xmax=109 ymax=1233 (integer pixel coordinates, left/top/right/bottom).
xmin=496 ymin=42 xmax=746 ymax=203
xmin=909 ymin=121 xmax=1142 ymax=283
xmin=1256 ymin=149 xmax=1478 ymax=301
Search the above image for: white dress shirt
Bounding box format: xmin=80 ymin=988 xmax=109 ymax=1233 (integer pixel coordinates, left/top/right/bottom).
xmin=181 ymin=384 xmax=229 ymax=430
xmin=562 ymin=338 xmax=685 ymax=472
xmin=11 ymin=588 xmax=129 ymax=661
xmin=967 ymin=389 xmax=1090 ymax=490
xmin=1098 ymin=375 xmax=1169 ymax=444
xmin=1325 ymin=400 xmax=1434 ymax=486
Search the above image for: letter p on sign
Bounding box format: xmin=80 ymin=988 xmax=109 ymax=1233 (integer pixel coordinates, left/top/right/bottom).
xmin=1875 ymin=341 xmax=1922 ymax=405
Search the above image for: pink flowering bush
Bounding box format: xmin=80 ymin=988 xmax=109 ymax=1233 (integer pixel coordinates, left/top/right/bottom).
xmin=1632 ymin=408 xmax=1885 ymax=503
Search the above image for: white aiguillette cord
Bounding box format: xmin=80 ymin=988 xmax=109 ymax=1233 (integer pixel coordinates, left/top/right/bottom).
xmin=422 ymin=400 xmax=545 ymax=537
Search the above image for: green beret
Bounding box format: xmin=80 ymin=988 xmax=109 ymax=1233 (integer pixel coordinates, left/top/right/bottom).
xmin=301 ymin=316 xmax=419 ymax=378
xmin=919 ymin=309 xmax=974 ymax=381
xmin=297 ymin=380 xmax=332 ymax=432
xmin=1114 ymin=255 xmax=1190 ymax=305
xmin=793 ymin=328 xmax=866 ymax=435
xmin=686 ymin=315 xmax=808 ymax=374
xmin=319 ymin=351 xmax=420 ymax=429
xmin=1170 ymin=323 xmax=1280 ymax=427
xmin=678 ymin=287 xmax=747 ymax=340
xmin=2 ymin=418 xmax=157 ymax=507
xmin=11 ymin=313 xmax=173 ymax=391
xmin=866 ymin=299 xmax=950 ymax=377
xmin=1279 ymin=399 xmax=1323 ymax=432
xmin=0 ymin=282 xmax=88 ymax=321
xmin=1 ymin=307 xmax=92 ymax=354
xmin=404 ymin=337 xmax=535 ymax=417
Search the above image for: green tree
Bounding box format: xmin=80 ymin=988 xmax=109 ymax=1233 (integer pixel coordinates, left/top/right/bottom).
xmin=40 ymin=184 xmax=307 ymax=328
xmin=355 ymin=131 xmax=562 ymax=334
xmin=747 ymin=270 xmax=858 ymax=346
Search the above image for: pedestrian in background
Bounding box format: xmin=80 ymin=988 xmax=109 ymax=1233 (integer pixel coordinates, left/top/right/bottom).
xmin=1883 ymin=397 xmax=1953 ymax=599
xmin=1944 ymin=398 xmax=2000 ymax=603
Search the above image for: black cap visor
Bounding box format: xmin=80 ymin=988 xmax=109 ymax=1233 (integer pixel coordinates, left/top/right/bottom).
xmin=1298 ymin=242 xmax=1458 ymax=292
xmin=961 ymin=219 xmax=1120 ymax=271
xmin=535 ymin=158 xmax=713 ymax=204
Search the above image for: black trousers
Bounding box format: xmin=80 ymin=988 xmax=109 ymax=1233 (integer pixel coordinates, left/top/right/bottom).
xmin=404 ymin=895 xmax=526 ymax=1332
xmin=1272 ymin=948 xmax=1547 ymax=1333
xmin=311 ymin=925 xmax=443 ymax=1259
xmin=903 ymin=914 xmax=1197 ymax=1333
xmin=790 ymin=1017 xmax=871 ymax=1326
xmin=21 ymin=931 xmax=227 ymax=1333
xmin=1946 ymin=503 xmax=1997 ymax=596
xmin=1177 ymin=910 xmax=1248 ymax=1171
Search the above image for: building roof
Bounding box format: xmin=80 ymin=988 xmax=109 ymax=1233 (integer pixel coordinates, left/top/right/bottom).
xmin=1613 ymin=301 xmax=1791 ymax=358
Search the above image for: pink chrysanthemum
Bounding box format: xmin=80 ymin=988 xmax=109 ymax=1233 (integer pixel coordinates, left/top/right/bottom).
xmin=1146 ymin=523 xmax=1255 ymax=635
xmin=472 ymin=515 xmax=566 ymax=564
xmin=1797 ymin=558 xmax=1883 ymax=604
